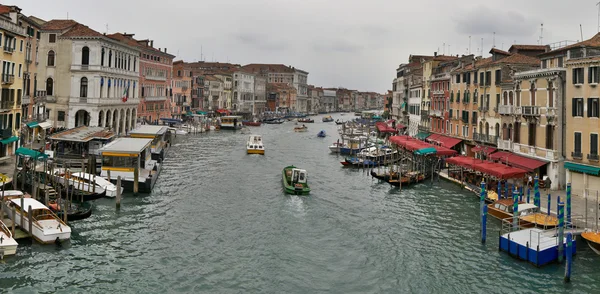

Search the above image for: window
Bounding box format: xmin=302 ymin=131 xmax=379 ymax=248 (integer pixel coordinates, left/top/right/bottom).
xmin=81 ymin=46 xmax=90 ymax=65
xmin=455 ymin=74 xmax=460 ymax=83
xmin=514 ymin=122 xmax=521 ymax=144
xmin=589 ymin=67 xmax=600 ymax=84
xmin=109 ymin=50 xmax=112 ymax=67
xmin=530 ymin=83 xmax=536 ymax=105
xmin=47 ymin=50 xmax=55 ymax=66
xmin=80 ymin=77 xmax=88 ymax=98
xmin=546 ymin=125 xmax=554 ymax=150
xmin=101 ymin=48 xmax=105 ymax=66
xmin=495 ymin=69 xmax=501 ymax=85
xmin=134 ymin=57 xmax=137 ymax=71
xmin=495 ymin=94 xmax=500 ymax=109
xmin=49 ymin=34 xmax=56 ymax=43
xmin=541 ymin=60 xmax=548 ymax=69
xmin=58 ymin=111 xmax=65 ymax=122
xmin=528 ymin=123 xmax=536 ymax=146
xmin=592 ymin=134 xmax=599 ymax=155
xmin=548 ymin=86 xmax=553 ymax=107
xmin=574 ymin=132 xmax=582 ymax=153
xmin=485 ymin=71 xmax=491 ymax=86
xmin=573 ymin=68 xmax=584 ymax=84
xmin=588 ymin=98 xmax=599 ymax=117
xmin=46 ymin=77 xmax=53 ymax=96
xmin=19 ymin=40 xmax=23 ymax=51
xmin=18 ymin=64 xmax=21 ymax=77
xmin=178 ymin=70 xmax=182 ymax=77
xmin=474 ymin=71 xmax=478 ymax=84
xmin=558 ymin=57 xmax=564 ymax=68
xmin=572 ymin=98 xmax=584 ymax=117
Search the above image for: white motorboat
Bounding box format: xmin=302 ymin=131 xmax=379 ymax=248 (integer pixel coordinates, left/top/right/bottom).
xmin=247 ymin=135 xmax=265 ymax=155
xmin=47 ymin=169 xmax=107 ymax=199
xmin=175 ymin=128 xmax=188 ymax=135
xmin=4 ymin=198 xmax=71 ymax=244
xmin=0 ymin=220 xmax=18 ymax=256
xmin=71 ymin=172 xmax=121 ymax=197
xmin=329 ymin=142 xmax=349 ymax=153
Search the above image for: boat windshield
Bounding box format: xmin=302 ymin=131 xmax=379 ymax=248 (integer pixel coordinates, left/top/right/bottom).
xmin=519 ymin=207 xmax=539 ymax=216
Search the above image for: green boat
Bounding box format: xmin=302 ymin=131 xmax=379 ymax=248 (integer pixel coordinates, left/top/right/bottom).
xmin=282 ymin=165 xmax=311 ymax=195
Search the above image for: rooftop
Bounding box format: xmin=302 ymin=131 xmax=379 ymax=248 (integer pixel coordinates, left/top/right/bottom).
xmin=99 ymin=138 xmax=153 ymax=154
xmin=540 ymin=33 xmax=600 ymax=56
xmin=41 ymin=19 xmax=77 ymax=31
xmin=49 ymin=126 xmax=115 ymax=142
xmin=241 ymin=63 xmax=301 ymax=74
xmin=130 ymin=125 xmax=168 ymax=136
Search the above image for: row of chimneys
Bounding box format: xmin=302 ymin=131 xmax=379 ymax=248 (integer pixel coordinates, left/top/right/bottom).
xmin=123 ymin=32 xmax=168 ymax=53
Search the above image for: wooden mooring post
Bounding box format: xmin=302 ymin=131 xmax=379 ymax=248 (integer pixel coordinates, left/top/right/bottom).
xmin=27 ymin=205 xmax=33 ymax=237
xmin=11 ymin=206 xmax=15 ymax=236
xmin=116 ymin=176 xmax=122 ymax=209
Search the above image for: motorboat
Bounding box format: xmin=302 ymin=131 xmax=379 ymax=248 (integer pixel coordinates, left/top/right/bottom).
xmin=282 ymin=166 xmax=310 ymax=195
xmin=70 ymin=172 xmax=121 ymax=198
xmin=329 ymin=142 xmax=349 ymax=153
xmin=242 ymin=120 xmax=262 ymax=126
xmin=48 ymin=199 xmax=93 ymax=221
xmin=317 ymin=130 xmax=326 ymax=138
xmin=581 ymin=231 xmax=600 ymax=255
xmin=322 ymin=116 xmax=334 ymax=122
xmin=0 ymin=220 xmax=18 ymax=256
xmin=294 ymin=125 xmax=308 ymax=132
xmin=487 ymin=199 xmax=558 ymax=229
xmin=298 ymin=118 xmax=314 ymax=123
xmin=47 ymin=169 xmax=107 ymax=200
xmin=247 ymin=135 xmax=265 ymax=155
xmin=4 ymin=198 xmax=71 ymax=244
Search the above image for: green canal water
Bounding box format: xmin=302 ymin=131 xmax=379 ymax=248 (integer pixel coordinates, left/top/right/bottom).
xmin=1 ymin=114 xmax=600 ymax=293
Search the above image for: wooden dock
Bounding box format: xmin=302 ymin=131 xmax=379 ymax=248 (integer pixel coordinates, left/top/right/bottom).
xmin=2 ymin=218 xmax=30 ymax=240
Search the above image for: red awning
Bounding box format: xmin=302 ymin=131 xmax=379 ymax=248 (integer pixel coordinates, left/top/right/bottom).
xmin=427 ymin=134 xmax=462 ymax=149
xmin=446 ymin=156 xmax=527 ymax=179
xmin=387 ymin=119 xmax=396 ymax=123
xmin=396 ymin=124 xmax=406 ymax=129
xmin=375 ymin=122 xmax=397 ymax=133
xmin=216 ymin=109 xmax=231 ymax=114
xmin=446 ymin=156 xmax=485 ymax=169
xmin=472 ymin=146 xmax=497 ymax=155
xmin=389 ymin=135 xmax=457 ymax=156
xmin=488 ymin=151 xmax=548 ymax=172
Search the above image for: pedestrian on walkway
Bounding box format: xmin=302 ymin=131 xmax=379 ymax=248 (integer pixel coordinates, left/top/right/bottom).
xmin=527 ymin=174 xmax=533 ymax=188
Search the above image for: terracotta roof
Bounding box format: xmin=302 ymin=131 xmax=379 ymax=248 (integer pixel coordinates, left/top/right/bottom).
xmin=241 ymin=64 xmax=296 ymax=73
xmin=107 ymin=33 xmax=174 ymax=57
xmin=490 ymin=48 xmax=510 ymax=56
xmin=267 ymin=83 xmax=296 ymax=91
xmin=492 ymin=53 xmax=539 ymax=66
xmin=509 ymin=45 xmax=549 ymax=52
xmin=41 ymin=19 xmax=77 ymax=31
xmin=540 ymin=33 xmax=600 ymax=56
xmin=204 ymin=75 xmax=222 ymax=82
xmin=0 ymin=5 xmax=11 ymax=14
xmin=433 ymin=55 xmax=459 ymax=61
xmin=60 ymin=23 xmax=103 ymax=37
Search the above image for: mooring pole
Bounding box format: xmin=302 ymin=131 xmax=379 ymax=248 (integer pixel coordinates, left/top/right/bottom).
xmin=480 ymin=180 xmax=486 ymax=243
xmin=558 ymin=201 xmax=565 ymax=263
xmin=548 ymin=194 xmax=552 ymax=215
xmin=512 ymin=187 xmax=519 ymax=231
xmin=116 ymin=176 xmax=122 ymax=210
xmin=565 ymin=232 xmax=573 ymax=283
xmin=566 ymin=183 xmax=572 ymax=224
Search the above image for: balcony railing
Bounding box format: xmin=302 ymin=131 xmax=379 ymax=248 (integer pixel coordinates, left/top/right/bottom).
xmin=144 ymin=74 xmax=167 ymax=81
xmin=462 ymin=117 xmax=469 ymax=124
xmin=521 ymin=106 xmax=540 ymax=116
xmin=430 ymin=109 xmax=442 ymax=117
xmin=3 ymin=46 xmax=14 ymax=53
xmin=497 ymin=139 xmax=513 ymax=150
xmin=498 ymin=105 xmax=514 ymax=115
xmin=471 ymin=117 xmax=478 ymax=125
xmin=22 ymin=96 xmax=31 ymax=105
xmin=588 ymin=153 xmax=599 ymax=161
xmin=571 ymin=152 xmax=583 ymax=159
xmin=473 ymin=132 xmax=498 ymax=145
xmin=35 ymin=91 xmax=47 ymax=103
xmin=2 ymin=74 xmax=14 ymax=85
xmin=0 ymin=100 xmax=14 ymax=111
xmin=478 ymin=105 xmax=489 ymax=112
xmin=144 ymin=96 xmax=167 ymax=102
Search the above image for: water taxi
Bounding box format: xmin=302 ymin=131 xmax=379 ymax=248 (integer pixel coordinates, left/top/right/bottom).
xmin=581 ymin=231 xmax=600 ymax=255
xmin=247 ymin=135 xmax=265 ymax=155
xmin=220 ymin=116 xmax=243 ymax=130
xmin=487 ymin=199 xmax=558 ymax=228
xmin=282 ymin=166 xmax=310 ymax=195
xmin=322 ymin=116 xmax=334 ymax=122
xmin=129 ymin=125 xmax=170 ymax=162
xmin=4 ymin=198 xmax=71 ymax=244
xmin=294 ymin=125 xmax=308 ymax=132
xmin=0 ymin=219 xmax=18 ymax=255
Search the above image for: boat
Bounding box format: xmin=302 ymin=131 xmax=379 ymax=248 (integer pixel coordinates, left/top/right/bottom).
xmin=263 ymin=119 xmax=284 ymax=124
xmin=317 ymin=130 xmax=326 ymax=138
xmin=175 ymin=129 xmax=188 ymax=135
xmin=220 ymin=116 xmax=244 ymax=130
xmin=247 ymin=135 xmax=265 ymax=155
xmin=297 ymin=118 xmax=314 ymax=123
xmin=3 ymin=198 xmax=71 ymax=244
xmin=335 ymin=120 xmax=344 ymax=125
xmin=581 ymin=231 xmax=600 ymax=255
xmin=0 ymin=220 xmax=18 ymax=256
xmin=70 ymin=172 xmax=121 ymax=198
xmin=240 ymin=127 xmax=251 ymax=134
xmin=242 ymin=121 xmax=262 ymax=126
xmin=282 ymin=166 xmax=310 ymax=195
xmin=322 ymin=116 xmax=334 ymax=122
xmin=487 ymin=199 xmax=559 ymax=228
xmin=294 ymin=125 xmax=308 ymax=132
xmin=48 ymin=199 xmax=93 ymax=221
xmin=47 ymin=170 xmax=107 ymax=201
xmin=386 ymin=171 xmax=427 ymax=186
xmin=329 ymin=142 xmax=348 ymax=153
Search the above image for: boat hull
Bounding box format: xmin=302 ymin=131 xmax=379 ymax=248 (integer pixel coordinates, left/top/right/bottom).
xmin=282 ymin=166 xmax=310 ymax=195
xmin=4 ymin=209 xmax=71 ymax=244
xmin=247 ymin=149 xmax=265 ymax=155
xmin=242 ymin=121 xmax=262 ymax=126
xmin=0 ymin=231 xmax=17 ymax=255
xmin=582 ymin=232 xmax=600 ymax=255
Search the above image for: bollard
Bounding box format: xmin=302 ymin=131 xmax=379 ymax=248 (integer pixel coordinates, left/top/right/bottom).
xmin=527 ymin=188 xmax=531 ymax=204
xmin=482 ymin=205 xmax=488 ymax=244
xmin=558 ymin=201 xmax=565 ymax=263
xmin=512 ymin=187 xmax=519 ymax=231
xmin=116 ymin=176 xmax=122 ymax=209
xmin=28 ymin=205 xmax=33 ymax=237
xmin=566 ymin=183 xmax=572 ymax=223
xmin=534 ymin=174 xmax=540 ymax=207
xmin=548 ymin=194 xmax=552 ymax=215
xmin=565 ymin=232 xmax=573 ymax=283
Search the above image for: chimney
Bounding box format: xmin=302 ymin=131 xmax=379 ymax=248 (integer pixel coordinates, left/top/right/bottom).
xmin=434 ymin=52 xmax=437 ymax=57
xmin=164 ymin=48 xmax=167 ymax=53
xmin=150 ymin=40 xmax=154 ymax=47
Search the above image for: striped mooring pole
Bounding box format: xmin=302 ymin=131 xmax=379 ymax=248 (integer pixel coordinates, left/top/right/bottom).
xmin=534 ymin=174 xmax=540 ymax=207
xmin=565 ymin=232 xmax=573 ymax=283
xmin=480 ymin=180 xmax=486 ymax=244
xmin=566 ymin=183 xmax=572 ymax=223
xmin=498 ymin=181 xmax=502 ymax=199
xmin=512 ymin=187 xmax=519 ymax=231
xmin=527 ymin=187 xmax=531 ymax=204
xmin=558 ymin=201 xmax=565 ymax=263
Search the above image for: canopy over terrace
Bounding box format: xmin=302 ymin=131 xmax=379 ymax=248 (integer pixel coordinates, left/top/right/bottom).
xmin=375 ymin=122 xmax=397 ymax=134
xmin=446 ymin=156 xmax=527 ymax=180
xmin=389 ymin=135 xmax=457 ymax=156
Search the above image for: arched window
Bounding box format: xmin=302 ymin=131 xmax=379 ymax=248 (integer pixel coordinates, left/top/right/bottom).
xmin=46 ymin=77 xmax=54 ymax=96
xmin=81 ymin=46 xmax=90 ymax=65
xmin=101 ymin=48 xmax=105 ymax=66
xmin=108 ymin=50 xmax=112 ymax=67
xmin=530 ymin=83 xmax=536 ymax=105
xmin=47 ymin=50 xmax=55 ymax=66
xmin=80 ymin=77 xmax=88 ymax=98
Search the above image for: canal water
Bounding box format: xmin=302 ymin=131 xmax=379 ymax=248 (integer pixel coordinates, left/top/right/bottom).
xmin=2 ymin=113 xmax=600 ymax=293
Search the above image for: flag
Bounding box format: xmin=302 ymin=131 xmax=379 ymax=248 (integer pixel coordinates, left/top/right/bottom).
xmin=121 ymin=83 xmax=129 ymax=102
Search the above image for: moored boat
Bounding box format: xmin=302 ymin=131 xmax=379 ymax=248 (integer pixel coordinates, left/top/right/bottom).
xmin=0 ymin=219 xmax=18 ymax=255
xmin=322 ymin=116 xmax=334 ymax=122
xmin=282 ymin=166 xmax=310 ymax=195
xmin=70 ymin=172 xmax=121 ymax=197
xmin=487 ymin=199 xmax=558 ymax=228
xmin=48 ymin=199 xmax=93 ymax=221
xmin=298 ymin=118 xmax=314 ymax=123
xmin=263 ymin=119 xmax=284 ymax=124
xmin=581 ymin=231 xmax=600 ymax=255
xmin=242 ymin=121 xmax=262 ymax=127
xmin=317 ymin=130 xmax=326 ymax=137
xmin=4 ymin=198 xmax=71 ymax=244
xmin=247 ymin=135 xmax=265 ymax=155
xmin=47 ymin=170 xmax=107 ymax=201
xmin=294 ymin=125 xmax=308 ymax=132
xmin=329 ymin=142 xmax=348 ymax=153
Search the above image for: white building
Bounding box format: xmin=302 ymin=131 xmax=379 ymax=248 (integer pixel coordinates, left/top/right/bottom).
xmin=38 ymin=20 xmax=140 ymax=134
xmin=233 ymin=71 xmax=255 ymax=113
xmin=293 ymin=69 xmax=309 ymax=112
xmin=407 ymin=87 xmax=422 ymax=136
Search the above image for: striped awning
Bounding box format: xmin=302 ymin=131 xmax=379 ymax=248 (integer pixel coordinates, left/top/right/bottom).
xmin=565 ymin=161 xmax=600 ymax=176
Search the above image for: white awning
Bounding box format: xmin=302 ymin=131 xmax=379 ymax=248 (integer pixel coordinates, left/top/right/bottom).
xmin=38 ymin=121 xmax=53 ymax=129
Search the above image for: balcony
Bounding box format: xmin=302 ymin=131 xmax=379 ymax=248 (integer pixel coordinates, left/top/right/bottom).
xmin=588 ymin=153 xmax=600 ymax=161
xmin=571 ymin=152 xmax=583 ymax=160
xmin=512 ymin=143 xmax=558 ymax=161
xmin=498 ymin=105 xmax=514 ymax=115
xmin=34 ymin=91 xmax=47 ymax=104
xmin=144 ymin=96 xmax=167 ymax=102
xmin=22 ymin=96 xmax=31 ymax=105
xmin=521 ymin=105 xmax=540 ymax=116
xmin=430 ymin=109 xmax=442 ymax=117
xmin=144 ymin=74 xmax=167 ymax=81
xmin=69 ymin=96 xmax=139 ymax=105
xmin=461 ymin=117 xmax=469 ymax=124
xmin=478 ymin=105 xmax=489 ymax=112
xmin=46 ymin=96 xmax=57 ymax=103
xmin=473 ymin=132 xmax=498 ymax=145
xmin=2 ymin=74 xmax=14 ymax=85
xmin=497 ymin=139 xmax=513 ymax=151
xmin=3 ymin=46 xmax=13 ymax=53
xmin=0 ymin=100 xmax=14 ymax=111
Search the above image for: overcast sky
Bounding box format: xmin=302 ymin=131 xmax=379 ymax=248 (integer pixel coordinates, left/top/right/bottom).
xmin=17 ymin=0 xmax=600 ymax=93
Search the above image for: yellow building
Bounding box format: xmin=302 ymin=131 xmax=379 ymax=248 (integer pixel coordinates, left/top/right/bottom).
xmin=0 ymin=5 xmax=26 ymax=157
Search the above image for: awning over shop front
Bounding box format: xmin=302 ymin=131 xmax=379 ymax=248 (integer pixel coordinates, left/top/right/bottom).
xmin=427 ymin=134 xmax=462 ymax=149
xmin=15 ymin=147 xmax=48 ymax=159
xmin=389 ymin=135 xmax=457 ymax=157
xmin=196 ymin=111 xmax=208 ymax=115
xmin=0 ymin=136 xmax=18 ymax=145
xmin=446 ymin=156 xmax=528 ymax=179
xmin=488 ymin=151 xmax=548 ymax=172
xmin=472 ymin=145 xmax=497 ymax=155
xmin=565 ymin=161 xmax=600 ymax=176
xmin=414 ymin=132 xmax=430 ymax=140
xmin=26 ymin=121 xmax=38 ymax=128
xmin=396 ymin=124 xmax=406 ymax=129
xmin=375 ymin=122 xmax=396 ymax=133
xmin=216 ymin=109 xmax=231 ymax=115
xmin=38 ymin=121 xmax=53 ymax=129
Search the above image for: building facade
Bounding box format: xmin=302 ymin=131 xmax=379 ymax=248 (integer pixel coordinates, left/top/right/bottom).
xmin=233 ymin=70 xmax=255 ymax=114
xmin=241 ymin=64 xmax=308 ymax=113
xmin=172 ymin=61 xmax=191 ymax=119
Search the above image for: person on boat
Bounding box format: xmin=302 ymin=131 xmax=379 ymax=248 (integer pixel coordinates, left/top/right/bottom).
xmin=302 ymin=124 xmax=306 ymax=128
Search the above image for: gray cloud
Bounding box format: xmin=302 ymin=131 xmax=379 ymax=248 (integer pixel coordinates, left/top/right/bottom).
xmin=313 ymin=38 xmax=363 ymax=54
xmin=454 ymin=5 xmax=540 ymax=37
xmin=232 ymin=32 xmax=289 ymax=51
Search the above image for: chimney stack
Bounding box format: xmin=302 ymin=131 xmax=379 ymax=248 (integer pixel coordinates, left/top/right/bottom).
xmin=434 ymin=52 xmax=437 ymax=57
xmin=150 ymin=40 xmax=154 ymax=47
xmin=164 ymin=48 xmax=167 ymax=53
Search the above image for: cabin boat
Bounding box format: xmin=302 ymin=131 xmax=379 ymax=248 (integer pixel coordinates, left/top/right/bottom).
xmin=282 ymin=166 xmax=310 ymax=195
xmin=322 ymin=116 xmax=334 ymax=122
xmin=297 ymin=118 xmax=314 ymax=123
xmin=99 ymin=138 xmax=160 ymax=193
xmin=329 ymin=142 xmax=349 ymax=153
xmin=46 ymin=169 xmax=107 ymax=201
xmin=220 ymin=116 xmax=243 ymax=130
xmin=129 ymin=125 xmax=170 ymax=162
xmin=317 ymin=130 xmax=326 ymax=137
xmin=247 ymin=135 xmax=265 ymax=155
xmin=0 ymin=220 xmax=18 ymax=255
xmin=487 ymin=199 xmax=559 ymax=228
xmin=581 ymin=231 xmax=600 ymax=255
xmin=71 ymin=172 xmax=120 ymax=197
xmin=294 ymin=125 xmax=308 ymax=132
xmin=4 ymin=198 xmax=71 ymax=244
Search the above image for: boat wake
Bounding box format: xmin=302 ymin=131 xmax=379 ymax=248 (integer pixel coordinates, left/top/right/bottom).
xmin=286 ymin=196 xmax=307 ymax=218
